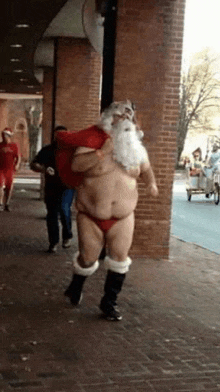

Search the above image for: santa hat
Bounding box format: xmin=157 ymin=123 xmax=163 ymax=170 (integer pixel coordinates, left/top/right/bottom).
xmin=2 ymin=128 xmax=13 ymax=137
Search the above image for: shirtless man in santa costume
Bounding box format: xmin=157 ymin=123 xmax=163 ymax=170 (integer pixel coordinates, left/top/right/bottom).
xmin=58 ymin=101 xmax=158 ymax=321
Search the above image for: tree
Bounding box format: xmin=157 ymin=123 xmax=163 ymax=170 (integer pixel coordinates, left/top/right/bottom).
xmin=177 ymin=50 xmax=220 ymax=163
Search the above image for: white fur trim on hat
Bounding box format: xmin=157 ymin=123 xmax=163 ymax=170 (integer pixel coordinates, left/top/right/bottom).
xmin=104 ymin=255 xmax=132 ymax=274
xmin=73 ymin=251 xmax=99 ymax=276
xmin=2 ymin=128 xmax=13 ymax=137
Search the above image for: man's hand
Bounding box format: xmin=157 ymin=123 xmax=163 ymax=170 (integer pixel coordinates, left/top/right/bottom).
xmin=46 ymin=167 xmax=55 ymax=176
xmin=148 ymin=183 xmax=159 ymax=197
xmin=100 ymin=138 xmax=114 ymax=155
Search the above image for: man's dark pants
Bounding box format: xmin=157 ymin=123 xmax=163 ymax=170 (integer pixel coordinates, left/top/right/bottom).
xmin=45 ymin=189 xmax=75 ymax=247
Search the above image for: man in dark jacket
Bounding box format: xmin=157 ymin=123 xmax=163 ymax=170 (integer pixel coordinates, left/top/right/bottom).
xmin=31 ymin=126 xmax=75 ymax=253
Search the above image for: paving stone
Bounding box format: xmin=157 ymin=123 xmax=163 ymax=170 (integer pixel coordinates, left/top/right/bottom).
xmin=0 ymin=370 xmax=19 ymax=380
xmin=9 ymin=380 xmax=43 ymax=388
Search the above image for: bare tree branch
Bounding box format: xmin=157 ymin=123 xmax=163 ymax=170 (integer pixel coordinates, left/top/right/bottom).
xmin=177 ymin=50 xmax=220 ymax=164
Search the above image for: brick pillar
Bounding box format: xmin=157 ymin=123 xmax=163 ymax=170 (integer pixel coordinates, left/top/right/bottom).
xmin=42 ymin=68 xmax=54 ymax=145
xmin=39 ymin=68 xmax=54 ymax=199
xmin=55 ymin=37 xmax=102 ymax=130
xmin=0 ymin=100 xmax=8 ymax=132
xmin=114 ymin=0 xmax=186 ymax=258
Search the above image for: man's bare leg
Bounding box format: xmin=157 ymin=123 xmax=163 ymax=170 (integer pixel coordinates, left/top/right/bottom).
xmin=0 ymin=186 xmax=4 ymax=204
xmin=106 ymin=212 xmax=135 ymax=261
xmin=77 ymin=212 xmax=105 ymax=267
xmin=65 ymin=212 xmax=104 ymax=306
xmin=100 ymin=213 xmax=134 ymax=321
xmin=4 ymin=184 xmax=14 ymax=210
xmin=0 ymin=185 xmax=4 ymax=211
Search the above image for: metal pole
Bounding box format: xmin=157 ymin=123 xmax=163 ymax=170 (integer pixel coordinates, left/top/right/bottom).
xmin=100 ymin=0 xmax=118 ymax=112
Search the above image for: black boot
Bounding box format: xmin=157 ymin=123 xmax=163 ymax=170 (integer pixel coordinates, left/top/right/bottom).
xmin=100 ymin=270 xmax=126 ymax=321
xmin=64 ymin=253 xmax=100 ymax=306
xmin=64 ymin=274 xmax=87 ymax=306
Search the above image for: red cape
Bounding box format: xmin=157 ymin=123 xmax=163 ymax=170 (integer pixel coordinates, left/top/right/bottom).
xmin=56 ymin=125 xmax=109 ymax=188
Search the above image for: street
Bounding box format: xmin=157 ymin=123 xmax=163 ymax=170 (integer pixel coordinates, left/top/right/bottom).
xmin=172 ymin=178 xmax=220 ymax=254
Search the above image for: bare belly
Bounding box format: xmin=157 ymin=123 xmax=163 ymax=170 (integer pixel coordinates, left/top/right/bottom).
xmin=76 ymin=167 xmax=139 ymax=219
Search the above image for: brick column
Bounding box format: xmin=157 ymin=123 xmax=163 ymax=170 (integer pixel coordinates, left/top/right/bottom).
xmin=55 ymin=37 xmax=102 ymax=130
xmin=114 ymin=0 xmax=186 ymax=258
xmin=42 ymin=68 xmax=54 ymax=145
xmin=39 ymin=68 xmax=54 ymax=199
xmin=0 ymin=100 xmax=8 ymax=132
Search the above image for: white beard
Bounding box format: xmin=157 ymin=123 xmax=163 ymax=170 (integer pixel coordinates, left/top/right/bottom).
xmin=98 ymin=113 xmax=112 ymax=133
xmin=98 ymin=101 xmax=135 ymax=133
xmin=111 ymin=119 xmax=149 ymax=170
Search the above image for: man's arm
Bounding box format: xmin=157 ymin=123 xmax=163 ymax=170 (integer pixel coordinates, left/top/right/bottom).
xmin=31 ymin=146 xmax=56 ymax=176
xmin=71 ymin=147 xmax=100 ymax=172
xmin=30 ymin=160 xmax=44 ymax=173
xmin=30 ymin=159 xmax=55 ymax=176
xmin=140 ymin=161 xmax=159 ymax=197
xmin=71 ymin=138 xmax=113 ymax=172
xmin=13 ymin=144 xmax=21 ymax=171
xmin=30 ymin=148 xmax=46 ymax=173
xmin=14 ymin=150 xmax=21 ymax=171
xmin=14 ymin=155 xmax=21 ymax=171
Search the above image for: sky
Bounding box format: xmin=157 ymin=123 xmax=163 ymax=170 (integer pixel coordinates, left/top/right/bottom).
xmin=181 ymin=0 xmax=220 ymax=154
xmin=182 ymin=0 xmax=220 ymax=70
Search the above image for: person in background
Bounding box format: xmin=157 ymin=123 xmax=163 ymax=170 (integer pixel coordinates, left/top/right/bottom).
xmin=203 ymin=143 xmax=220 ymax=196
xmin=30 ymin=126 xmax=75 ymax=253
xmin=183 ymin=156 xmax=191 ymax=168
xmin=190 ymin=148 xmax=203 ymax=173
xmin=204 ymin=143 xmax=220 ymax=172
xmin=0 ymin=128 xmax=21 ymax=212
xmin=188 ymin=147 xmax=205 ymax=189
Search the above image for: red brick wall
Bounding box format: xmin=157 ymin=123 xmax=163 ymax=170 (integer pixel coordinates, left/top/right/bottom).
xmin=0 ymin=100 xmax=8 ymax=133
xmin=7 ymin=100 xmax=29 ymax=162
xmin=0 ymin=100 xmax=29 ymax=162
xmin=0 ymin=99 xmax=43 ymax=162
xmin=114 ymin=0 xmax=186 ymax=258
xmin=55 ymin=38 xmax=102 ymax=130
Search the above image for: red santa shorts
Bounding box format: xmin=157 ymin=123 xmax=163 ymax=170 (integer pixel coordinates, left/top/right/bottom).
xmin=0 ymin=169 xmax=14 ymax=189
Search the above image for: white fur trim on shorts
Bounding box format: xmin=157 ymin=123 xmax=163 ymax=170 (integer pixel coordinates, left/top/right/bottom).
xmin=104 ymin=255 xmax=132 ymax=274
xmin=73 ymin=252 xmax=99 ymax=276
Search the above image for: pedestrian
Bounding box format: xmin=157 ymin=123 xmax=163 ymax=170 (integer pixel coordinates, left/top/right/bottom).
xmin=203 ymin=143 xmax=220 ymax=196
xmin=56 ymin=101 xmax=158 ymax=321
xmin=30 ymin=126 xmax=76 ymax=253
xmin=0 ymin=128 xmax=21 ymax=212
xmin=204 ymin=143 xmax=220 ymax=171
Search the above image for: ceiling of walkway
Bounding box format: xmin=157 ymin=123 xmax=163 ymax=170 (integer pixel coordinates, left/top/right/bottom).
xmin=0 ymin=0 xmax=104 ymax=99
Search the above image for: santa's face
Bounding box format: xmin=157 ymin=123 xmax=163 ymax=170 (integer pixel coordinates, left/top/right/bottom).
xmin=99 ymin=101 xmax=135 ymax=133
xmin=99 ymin=100 xmax=148 ymax=170
xmin=111 ymin=117 xmax=148 ymax=170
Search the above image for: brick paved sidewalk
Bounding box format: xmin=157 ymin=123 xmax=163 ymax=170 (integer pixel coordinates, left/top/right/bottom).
xmin=1 ymin=183 xmax=220 ymax=392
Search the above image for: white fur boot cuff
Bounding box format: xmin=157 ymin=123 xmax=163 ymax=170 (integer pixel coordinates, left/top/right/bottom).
xmin=73 ymin=252 xmax=99 ymax=276
xmin=104 ymin=256 xmax=132 ymax=274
